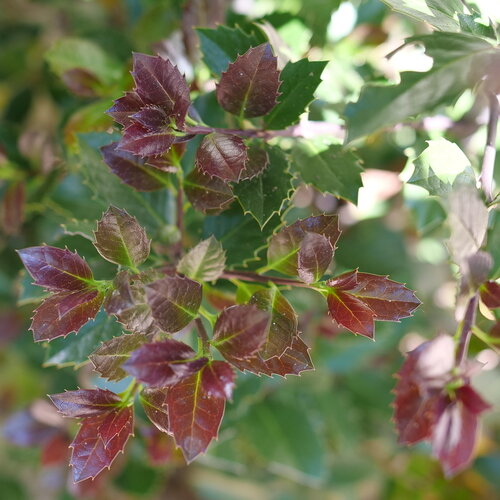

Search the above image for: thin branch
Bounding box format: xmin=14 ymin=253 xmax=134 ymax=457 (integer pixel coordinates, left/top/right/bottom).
xmin=195 ymin=317 xmax=210 ymax=355
xmin=480 ymin=92 xmax=499 ymax=202
xmin=176 ymin=182 xmax=184 ymax=236
xmin=221 ymin=270 xmax=312 ymax=288
xmin=455 ymin=294 xmax=479 ymax=366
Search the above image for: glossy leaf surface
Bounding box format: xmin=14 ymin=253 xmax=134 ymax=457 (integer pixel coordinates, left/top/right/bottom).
xmin=480 ymin=280 xmax=500 ymax=309
xmin=201 ymin=361 xmax=235 ymax=400
xmin=50 ymin=389 xmax=121 ymax=418
xmin=177 ymin=236 xmax=226 ymax=282
xmin=140 ymin=388 xmax=170 ymax=434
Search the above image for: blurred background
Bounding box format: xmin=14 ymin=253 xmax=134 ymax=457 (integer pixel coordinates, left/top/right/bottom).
xmin=1 ymin=0 xmax=500 ymax=498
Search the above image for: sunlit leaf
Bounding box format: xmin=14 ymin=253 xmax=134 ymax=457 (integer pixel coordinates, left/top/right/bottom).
xmin=140 ymin=388 xmax=170 ymax=434
xmin=201 ymin=361 xmax=235 ymax=400
xmin=50 ymin=389 xmax=121 ymax=418
xmin=177 ymin=236 xmax=226 ymax=282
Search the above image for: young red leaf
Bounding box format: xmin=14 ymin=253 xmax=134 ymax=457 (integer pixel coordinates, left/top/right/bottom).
xmin=93 ymin=206 xmax=151 ymax=268
xmin=70 ymin=408 xmax=134 ymax=482
xmin=131 ymin=104 xmax=170 ymax=132
xmin=201 ymin=361 xmax=235 ymax=400
xmin=2 ymin=181 xmax=25 ymax=235
xmin=41 ymin=433 xmax=70 ymax=466
xmin=297 ymin=232 xmax=333 ymax=284
xmin=146 ymin=275 xmax=202 ymax=333
xmin=248 ymin=287 xmax=298 ymax=359
xmin=97 ymin=406 xmax=134 ymax=447
xmin=177 ymin=236 xmax=226 ymax=282
xmin=17 ymin=246 xmax=94 ymax=292
xmin=196 ymin=133 xmax=247 ymax=182
xmin=239 ymin=145 xmax=269 ymax=181
xmin=107 ymin=91 xmax=144 ymax=126
xmin=167 ymin=368 xmax=226 ymax=462
xmin=101 ymin=142 xmax=171 ymax=192
xmin=480 ymin=280 xmax=500 ymax=309
xmin=326 ymin=270 xmax=421 ymax=339
xmin=140 ymin=388 xmax=170 ymax=434
xmin=184 ymin=167 xmax=234 ymax=214
xmin=89 ymin=333 xmax=148 ymax=381
xmin=143 ymin=426 xmax=177 ymax=465
xmin=31 ymin=289 xmax=104 ymax=342
xmin=216 ymin=44 xmax=281 ymax=118
xmin=123 ymin=339 xmax=208 ymax=387
xmin=49 ymin=389 xmax=121 ymax=418
xmin=267 ymin=215 xmax=340 ymax=277
xmin=118 ymin=121 xmax=176 ymax=158
xmin=212 ymin=304 xmax=270 ymax=360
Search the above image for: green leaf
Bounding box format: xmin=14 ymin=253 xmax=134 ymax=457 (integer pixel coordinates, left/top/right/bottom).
xmin=378 ymin=0 xmax=464 ymax=32
xmin=177 ymin=236 xmax=226 ymax=282
xmin=264 ymin=59 xmax=327 ymax=130
xmin=345 ymin=32 xmax=496 ymax=143
xmin=44 ymin=311 xmax=122 ymax=368
xmin=292 ymin=142 xmax=363 ymax=203
xmin=196 ymin=25 xmax=267 ymax=76
xmin=408 ymin=138 xmax=476 ymax=196
xmin=234 ymin=146 xmax=293 ymax=228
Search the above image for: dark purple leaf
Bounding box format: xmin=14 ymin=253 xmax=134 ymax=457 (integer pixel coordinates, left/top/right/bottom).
xmin=239 ymin=144 xmax=269 ymax=181
xmin=118 ymin=121 xmax=176 ymax=158
xmin=31 ymin=289 xmax=104 ymax=342
xmin=97 ymin=406 xmax=134 ymax=447
xmin=480 ymin=280 xmax=500 ymax=309
xmin=167 ymin=368 xmax=226 ymax=462
xmin=140 ymin=388 xmax=170 ymax=434
xmin=2 ymin=181 xmax=25 ymax=235
xmin=101 ymin=142 xmax=172 ymax=191
xmin=216 ymin=44 xmax=281 ymax=118
xmin=17 ymin=246 xmax=94 ymax=292
xmin=212 ymin=304 xmax=270 ymax=360
xmin=49 ymin=389 xmax=121 ymax=418
xmin=123 ymin=339 xmax=208 ymax=387
xmin=93 ymin=206 xmax=150 ymax=268
xmin=297 ymin=232 xmax=333 ymax=284
xmin=201 ymin=361 xmax=235 ymax=399
xmin=132 ymin=105 xmax=170 ymax=131
xmin=146 ymin=142 xmax=186 ymax=172
xmin=146 ymin=275 xmax=202 ymax=333
xmin=196 ymin=133 xmax=247 ymax=182
xmin=456 ymin=385 xmax=492 ymax=415
xmin=107 ymin=91 xmax=144 ymax=126
xmin=89 ymin=333 xmax=148 ymax=381
xmin=184 ymin=167 xmax=234 ymax=214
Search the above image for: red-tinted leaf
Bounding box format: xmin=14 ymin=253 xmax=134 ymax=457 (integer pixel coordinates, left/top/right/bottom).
xmin=196 ymin=133 xmax=247 ymax=182
xmin=94 ymin=206 xmax=150 ymax=268
xmin=297 ymin=232 xmax=333 ymax=284
xmin=70 ymin=409 xmax=134 ymax=482
xmin=146 ymin=275 xmax=202 ymax=333
xmin=239 ymin=145 xmax=269 ymax=181
xmin=184 ymin=167 xmax=234 ymax=214
xmin=131 ymin=53 xmax=190 ymax=128
xmin=146 ymin=142 xmax=186 ymax=172
xmin=327 ymin=270 xmax=421 ymax=338
xmin=201 ymin=361 xmax=235 ymax=399
xmin=216 ymin=44 xmax=281 ymax=118
xmin=118 ymin=121 xmax=176 ymax=158
xmin=49 ymin=389 xmax=121 ymax=418
xmin=212 ymin=304 xmax=270 ymax=360
xmin=177 ymin=236 xmax=226 ymax=282
xmin=90 ymin=333 xmax=148 ymax=382
xmin=456 ymin=385 xmax=492 ymax=415
xmin=2 ymin=181 xmax=25 ymax=235
xmin=31 ymin=289 xmax=104 ymax=342
xmin=480 ymin=280 xmax=500 ymax=309
xmin=61 ymin=68 xmax=100 ymax=97
xmin=143 ymin=426 xmax=176 ymax=465
xmin=248 ymin=287 xmax=297 ymax=359
xmin=167 ymin=368 xmax=225 ymax=462
xmin=2 ymin=409 xmax=60 ymax=447
xmin=101 ymin=142 xmax=171 ymax=191
xmin=41 ymin=433 xmax=70 ymax=466
xmin=123 ymin=339 xmax=208 ymax=387
xmin=107 ymin=91 xmax=144 ymax=126
xmin=98 ymin=406 xmax=134 ymax=447
xmin=140 ymin=388 xmax=170 ymax=434
xmin=132 ymin=105 xmax=170 ymax=132
xmin=267 ymin=215 xmax=340 ymax=277
xmin=17 ymin=246 xmax=94 ymax=292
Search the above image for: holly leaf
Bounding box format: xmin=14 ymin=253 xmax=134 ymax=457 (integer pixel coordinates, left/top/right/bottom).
xmin=196 ymin=133 xmax=247 ymax=182
xmin=196 ymin=25 xmax=267 ymax=76
xmin=216 ymin=44 xmax=281 ymax=118
xmin=264 ymin=59 xmax=327 ymax=130
xmin=297 ymin=233 xmax=333 ymax=284
xmin=345 ymin=33 xmax=495 ymax=143
xmin=118 ymin=121 xmax=176 ymax=158
xmin=101 ymin=142 xmax=171 ymax=192
xmin=184 ymin=166 xmax=235 ymax=215
xmin=212 ymin=304 xmax=270 ymax=360
xmin=201 ymin=361 xmax=235 ymax=400
xmin=31 ymin=289 xmax=105 ymax=342
xmin=234 ymin=145 xmax=293 ymax=228
xmin=97 ymin=406 xmax=134 ymax=447
xmin=17 ymin=246 xmax=94 ymax=292
xmin=123 ymin=339 xmax=208 ymax=387
xmin=49 ymin=389 xmax=121 ymax=418
xmin=326 ymin=270 xmax=421 ymax=339
xmin=89 ymin=333 xmax=148 ymax=382
xmin=480 ymin=280 xmax=500 ymax=309
xmin=93 ymin=206 xmax=151 ymax=268
xmin=238 ymin=143 xmax=269 ymax=181
xmin=167 ymin=367 xmax=226 ymax=462
xmin=140 ymin=388 xmax=169 ymax=434
xmin=248 ymin=287 xmax=298 ymax=360
xmin=267 ymin=215 xmax=340 ymax=277
xmin=177 ymin=236 xmax=226 ymax=282
xmin=107 ymin=91 xmax=144 ymax=127
xmin=292 ymin=143 xmax=363 ymax=204
xmin=146 ymin=275 xmax=202 ymax=333
xmin=70 ymin=408 xmax=134 ymax=482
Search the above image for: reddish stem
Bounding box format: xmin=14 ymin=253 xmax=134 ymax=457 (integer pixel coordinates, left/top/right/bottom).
xmin=455 ymin=294 xmax=479 ymax=367
xmin=221 ymin=270 xmax=311 ymax=288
